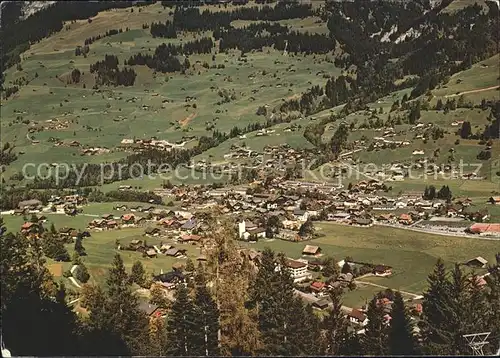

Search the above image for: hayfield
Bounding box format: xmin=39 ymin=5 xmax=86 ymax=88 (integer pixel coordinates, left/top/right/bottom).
xmin=242 ymin=222 xmax=499 ymax=295
xmin=1 ymin=3 xmax=343 ymax=182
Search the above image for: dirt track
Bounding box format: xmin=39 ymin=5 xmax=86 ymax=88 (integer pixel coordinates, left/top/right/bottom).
xmin=444 ymin=85 xmax=500 ymax=98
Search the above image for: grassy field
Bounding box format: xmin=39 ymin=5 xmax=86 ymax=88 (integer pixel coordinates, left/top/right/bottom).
xmin=242 ymin=222 xmax=499 ymax=295
xmin=1 ymin=2 xmax=341 ymax=182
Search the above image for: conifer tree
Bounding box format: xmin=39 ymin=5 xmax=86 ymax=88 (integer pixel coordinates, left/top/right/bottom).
xmin=130 ymin=260 xmax=146 ymax=287
xmin=362 ymin=296 xmax=389 ymax=355
xmin=192 ymin=275 xmax=220 ymax=356
xmin=1 ymin=219 xmax=79 ymax=356
xmin=166 ymin=285 xmax=197 ymax=356
xmin=389 ymin=291 xmax=419 ymax=355
xmin=74 ymin=234 xmax=86 ymax=256
xmin=421 ymin=258 xmax=452 ymax=355
xmin=322 ymin=288 xmax=349 ymax=355
xmin=485 ymin=253 xmax=500 ymax=353
xmin=248 ymin=249 xmax=297 ymax=355
xmin=105 ymin=254 xmax=149 ymax=355
xmin=75 ymin=261 xmax=90 ymax=283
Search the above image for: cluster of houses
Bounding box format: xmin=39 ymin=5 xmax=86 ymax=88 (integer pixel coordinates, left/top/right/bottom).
xmin=13 ymin=194 xmax=86 ymax=216
xmin=119 ymin=138 xmax=186 ymax=152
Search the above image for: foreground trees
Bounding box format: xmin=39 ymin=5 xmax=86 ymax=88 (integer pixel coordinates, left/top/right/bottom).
xmin=2 ymin=215 xmax=499 ymax=356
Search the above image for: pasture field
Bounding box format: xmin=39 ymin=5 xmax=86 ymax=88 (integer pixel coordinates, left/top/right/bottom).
xmin=1 ymin=3 xmax=342 ymax=182
xmin=242 ymin=222 xmax=499 ymax=295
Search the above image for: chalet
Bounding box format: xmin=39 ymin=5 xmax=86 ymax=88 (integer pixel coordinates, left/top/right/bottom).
xmin=310 ymin=281 xmax=326 ymax=294
xmin=145 ymin=248 xmax=158 ymax=258
xmin=138 ymin=301 xmax=160 ymax=317
xmin=247 ymin=227 xmax=266 ymax=239
xmin=468 ymin=275 xmax=488 ymax=289
xmin=179 ymin=234 xmax=201 ymax=243
xmin=240 ymin=249 xmax=261 ymax=263
xmin=18 ymin=199 xmax=42 ymax=210
xmin=106 ymin=220 xmax=118 ymax=229
xmin=302 ymin=245 xmax=321 ymax=256
xmin=398 ymin=213 xmax=413 ymax=225
xmin=180 ymin=218 xmax=198 ymax=231
xmin=352 ymin=218 xmax=372 ymax=226
xmin=130 ymin=239 xmax=144 ymax=250
xmin=464 ymin=256 xmax=488 ymax=268
xmin=293 ymin=209 xmax=308 ymax=221
xmin=348 ymin=309 xmax=368 ymax=326
xmin=329 ymin=212 xmax=350 ymax=221
xmin=154 ymin=270 xmax=185 ymax=284
xmin=121 ymin=214 xmax=136 ymax=223
xmin=488 ymin=196 xmax=500 ymax=205
xmin=165 ymin=248 xmax=187 ymax=257
xmin=59 ymin=227 xmax=75 ymax=236
xmin=21 ymin=222 xmax=37 ymax=234
xmin=144 ymin=227 xmax=160 ymax=236
xmin=102 ymin=214 xmax=114 ymax=220
xmin=373 ymin=265 xmax=392 ymax=276
xmin=312 ymin=299 xmax=330 ymax=310
xmin=337 ymin=272 xmax=354 ymax=285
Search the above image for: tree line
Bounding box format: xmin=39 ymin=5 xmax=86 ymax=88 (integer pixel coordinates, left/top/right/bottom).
xmin=0 ymin=1 xmax=135 ymax=85
xmin=90 ymin=54 xmax=137 ymax=86
xmin=172 ymin=2 xmax=314 ymax=32
xmin=1 ymin=217 xmax=499 ymax=356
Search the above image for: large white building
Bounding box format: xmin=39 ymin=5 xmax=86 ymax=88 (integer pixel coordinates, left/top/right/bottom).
xmin=284 ymin=259 xmax=311 ymax=283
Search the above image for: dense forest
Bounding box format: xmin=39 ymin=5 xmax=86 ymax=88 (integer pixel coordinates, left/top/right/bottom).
xmin=90 ymin=55 xmax=137 ymax=87
xmin=1 ymin=217 xmax=499 ymax=356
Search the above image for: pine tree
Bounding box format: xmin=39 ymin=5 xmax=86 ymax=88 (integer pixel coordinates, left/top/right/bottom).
xmin=150 ymin=284 xmax=170 ymax=308
xmin=1 ymin=219 xmax=79 ymax=356
xmin=42 ymin=233 xmax=70 ymax=262
xmin=389 ymin=291 xmax=419 ymax=355
xmin=185 ymin=257 xmax=195 ymax=272
xmin=322 ymin=288 xmax=349 ymax=355
xmin=106 ymin=254 xmax=149 ymax=355
xmin=248 ymin=249 xmax=296 ymax=355
xmin=192 ymin=277 xmax=220 ymax=356
xmin=74 ymin=234 xmax=86 ymax=256
xmin=421 ymin=258 xmax=453 ymax=355
xmin=322 ymin=255 xmax=339 ymax=278
xmin=362 ymin=296 xmax=389 ymax=355
xmin=484 ymin=253 xmax=500 ymax=353
xmin=75 ymin=261 xmax=90 ymax=283
xmin=130 ymin=260 xmax=146 ymax=287
xmin=166 ymin=285 xmax=197 ymax=356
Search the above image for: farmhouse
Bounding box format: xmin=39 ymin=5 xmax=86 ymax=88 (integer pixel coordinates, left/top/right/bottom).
xmin=488 ymin=196 xmax=500 ymax=205
xmin=302 ymin=245 xmax=321 ymax=256
xmin=348 ymin=309 xmax=368 ymax=326
xmin=464 ymin=256 xmax=488 ymax=268
xmin=18 ymin=199 xmax=42 ymax=210
xmin=373 ymin=265 xmax=393 ymax=276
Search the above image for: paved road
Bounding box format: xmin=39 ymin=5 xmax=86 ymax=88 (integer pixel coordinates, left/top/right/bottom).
xmin=354 ymin=280 xmax=422 ymax=299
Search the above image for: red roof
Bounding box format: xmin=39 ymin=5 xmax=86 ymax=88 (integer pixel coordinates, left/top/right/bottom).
xmin=310 ymin=281 xmax=326 ymax=290
xmin=348 ymin=309 xmax=366 ymax=321
xmin=21 ymin=222 xmax=34 ymax=230
xmin=122 ymin=214 xmax=135 ymax=221
xmin=469 ymin=223 xmax=500 ymax=233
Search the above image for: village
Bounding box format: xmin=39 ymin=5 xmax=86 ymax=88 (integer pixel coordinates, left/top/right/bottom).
xmin=10 ymin=173 xmax=500 ymax=329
